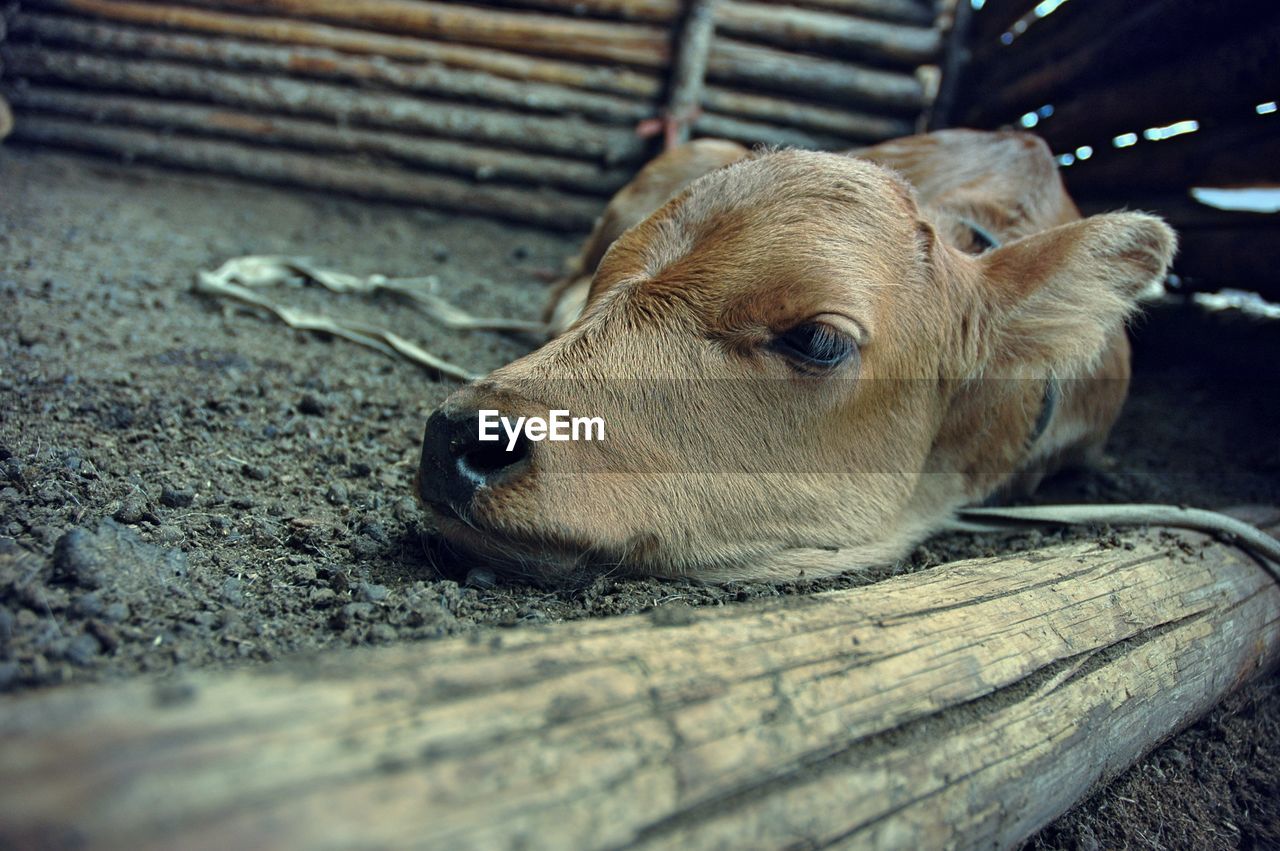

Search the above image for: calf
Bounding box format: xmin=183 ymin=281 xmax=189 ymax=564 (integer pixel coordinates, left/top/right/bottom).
xmin=417 ymin=130 xmax=1175 ymax=582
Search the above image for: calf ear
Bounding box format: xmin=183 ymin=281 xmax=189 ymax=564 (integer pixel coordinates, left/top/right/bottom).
xmin=976 ymin=213 xmax=1176 ymax=374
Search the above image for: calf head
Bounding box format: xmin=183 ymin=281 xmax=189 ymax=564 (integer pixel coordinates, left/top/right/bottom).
xmin=418 ymin=149 xmax=1174 ymax=582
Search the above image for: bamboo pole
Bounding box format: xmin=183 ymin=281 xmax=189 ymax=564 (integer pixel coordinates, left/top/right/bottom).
xmin=3 ymin=46 xmax=649 ymax=163
xmin=8 ymin=117 xmax=603 ymax=230
xmin=10 ymin=12 xmax=653 ymax=124
xmin=6 ymin=87 xmax=633 ymax=194
xmin=703 ymin=86 xmax=913 ymax=141
xmin=30 ymin=0 xmax=664 ymax=98
xmin=0 ymin=527 xmax=1276 ymax=848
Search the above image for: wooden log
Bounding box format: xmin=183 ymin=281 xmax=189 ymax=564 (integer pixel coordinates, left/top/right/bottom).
xmin=663 ymin=0 xmax=718 ymax=147
xmin=1026 ymin=22 xmax=1280 ymax=153
xmin=483 ymin=0 xmax=936 ymax=26
xmin=2 ymin=46 xmax=649 ymax=163
xmin=1062 ymin=124 xmax=1280 ymax=194
xmin=30 ymin=0 xmax=663 ymax=98
xmin=195 ymin=0 xmax=938 ymax=68
xmin=6 ymin=86 xmax=633 ymax=194
xmin=716 ymin=0 xmax=941 ymax=66
xmin=966 ymin=0 xmax=1033 ymax=46
xmin=7 ymin=117 xmax=603 ymax=230
xmin=702 ymin=86 xmax=912 ymax=141
xmin=708 ymin=37 xmax=925 ymax=111
xmin=925 ymin=0 xmax=974 ymax=129
xmin=0 ymin=528 xmax=1276 ymax=848
xmin=964 ymin=1 xmax=1279 ymax=129
xmin=10 ymin=12 xmax=653 ymax=124
xmin=692 ymin=110 xmax=852 ymax=149
xmin=192 ymin=0 xmax=673 ymax=67
xmin=28 ymin=0 xmax=926 ymax=112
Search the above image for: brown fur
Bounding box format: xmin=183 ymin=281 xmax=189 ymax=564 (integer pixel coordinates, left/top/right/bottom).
xmin=423 ymin=131 xmax=1176 ymax=582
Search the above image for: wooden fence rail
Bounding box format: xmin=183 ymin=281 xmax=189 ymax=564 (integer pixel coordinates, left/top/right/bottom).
xmin=1 ymin=526 xmax=1277 ymax=849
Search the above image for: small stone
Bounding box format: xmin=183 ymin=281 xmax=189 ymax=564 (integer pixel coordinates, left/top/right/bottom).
xmin=309 ymin=587 xmax=337 ymax=605
xmin=221 ymin=577 xmax=245 ymax=607
xmin=230 ymin=496 xmax=255 ymax=510
xmin=326 ymin=482 xmax=348 ymax=505
xmin=369 ymin=624 xmax=397 ymax=642
xmin=155 ymin=525 xmax=184 ymax=545
xmin=298 ymin=394 xmax=327 ymax=416
xmin=103 ymin=602 xmax=131 ymax=622
xmin=160 ymin=486 xmax=195 ymax=508
xmin=52 ymin=527 xmax=106 ymax=588
xmin=113 ymin=495 xmax=147 ymax=524
xmin=358 ymin=581 xmax=390 ymax=603
xmin=344 ymin=602 xmax=374 ymax=620
xmin=17 ymin=324 xmax=42 ymax=346
xmin=64 ymin=632 xmax=103 ymax=666
xmin=241 ymin=463 xmax=270 ymax=481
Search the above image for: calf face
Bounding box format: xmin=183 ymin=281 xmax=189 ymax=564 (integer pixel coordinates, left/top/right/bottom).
xmin=419 ymin=143 xmax=1174 ymax=582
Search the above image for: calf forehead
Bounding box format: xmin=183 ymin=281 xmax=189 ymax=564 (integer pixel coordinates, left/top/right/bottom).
xmin=602 ymin=153 xmax=922 ymax=309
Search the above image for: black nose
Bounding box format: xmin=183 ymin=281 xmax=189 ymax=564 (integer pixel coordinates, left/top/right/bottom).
xmin=418 ymin=408 xmax=531 ymax=509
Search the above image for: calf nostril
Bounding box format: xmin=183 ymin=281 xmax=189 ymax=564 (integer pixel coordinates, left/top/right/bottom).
xmin=459 ymin=431 xmax=530 ymax=484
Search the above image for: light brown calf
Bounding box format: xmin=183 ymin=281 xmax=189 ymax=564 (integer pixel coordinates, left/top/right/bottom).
xmin=418 ymin=130 xmax=1175 ymax=582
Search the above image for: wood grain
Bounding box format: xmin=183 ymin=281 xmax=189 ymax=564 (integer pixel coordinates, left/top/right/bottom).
xmin=1 ymin=527 xmax=1276 ymax=849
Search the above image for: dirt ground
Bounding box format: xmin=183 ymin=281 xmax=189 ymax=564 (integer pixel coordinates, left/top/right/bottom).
xmin=2 ymin=148 xmax=1278 ymax=849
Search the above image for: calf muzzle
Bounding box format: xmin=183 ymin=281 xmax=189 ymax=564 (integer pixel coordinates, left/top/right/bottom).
xmin=418 ymin=408 xmax=531 ymax=511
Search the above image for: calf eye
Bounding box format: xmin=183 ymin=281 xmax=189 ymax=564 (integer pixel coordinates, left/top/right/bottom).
xmin=771 ymin=322 xmax=857 ymax=371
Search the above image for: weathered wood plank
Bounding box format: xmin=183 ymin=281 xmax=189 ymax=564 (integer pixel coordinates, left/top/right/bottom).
xmin=6 ymin=117 xmax=604 ymax=230
xmin=6 ymin=86 xmax=633 ymax=194
xmin=30 ymin=0 xmax=664 ymax=98
xmin=10 ymin=12 xmax=653 ymax=123
xmin=2 ymin=45 xmax=649 ymax=163
xmin=0 ymin=527 xmax=1276 ymax=849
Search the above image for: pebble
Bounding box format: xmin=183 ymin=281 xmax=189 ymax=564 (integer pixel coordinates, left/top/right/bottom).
xmin=17 ymin=324 xmax=42 ymax=346
xmin=103 ymin=601 xmax=130 ymax=623
xmin=241 ymin=463 xmax=271 ymax=481
xmin=326 ymin=482 xmax=348 ymax=505
xmin=160 ymin=486 xmax=195 ymax=508
xmin=64 ymin=632 xmax=102 ymax=666
xmin=298 ymin=394 xmax=327 ymax=416
xmin=358 ymin=581 xmax=390 ymax=603
xmin=52 ymin=528 xmax=106 ymax=588
xmin=230 ymin=496 xmax=255 ymax=510
xmin=113 ymin=495 xmax=147 ymax=524
xmin=221 ymin=577 xmax=245 ymax=607
xmin=309 ymin=587 xmax=337 ymax=605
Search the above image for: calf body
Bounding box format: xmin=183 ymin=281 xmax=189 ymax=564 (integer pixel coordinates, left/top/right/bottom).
xmin=418 ymin=130 xmax=1174 ymax=582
